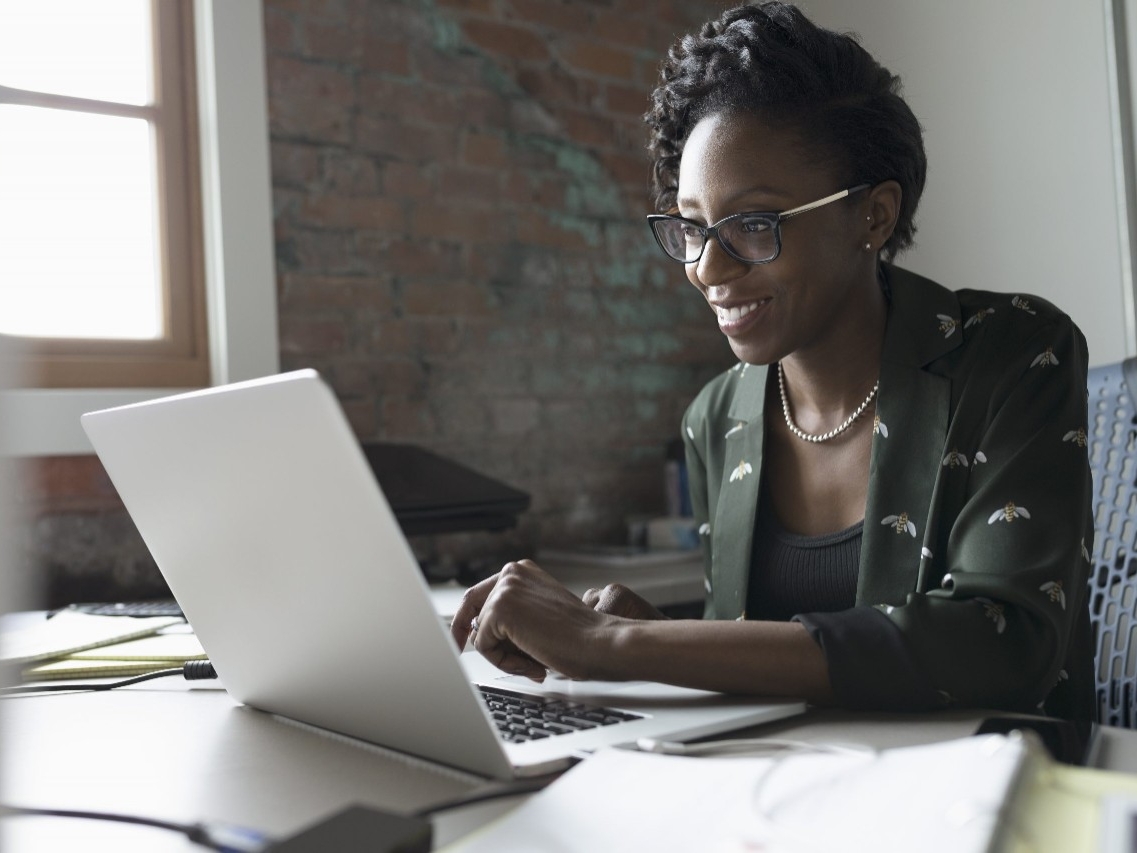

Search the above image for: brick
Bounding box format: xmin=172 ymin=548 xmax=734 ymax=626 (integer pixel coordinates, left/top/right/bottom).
xmin=556 ymin=39 xmax=636 ymax=79
xmin=412 ymin=48 xmax=487 ymax=89
xmin=322 ymin=150 xmax=380 ymax=194
xmin=516 ymin=213 xmax=594 ymax=250
xmin=25 ymin=456 xmax=121 ymax=513
xmin=340 ymin=396 xmax=379 ymax=438
xmin=451 ymin=89 xmax=510 ymax=127
xmin=375 ymin=360 xmax=429 ymax=396
xmin=359 ymin=36 xmax=411 ymax=76
xmin=358 ymin=77 xmax=455 ymax=124
xmin=301 ymin=18 xmax=364 ymax=63
xmin=268 ymin=56 xmax=355 ymax=106
xmin=263 ymin=7 xmax=300 ymax=56
xmin=507 ymin=0 xmax=593 ymax=34
xmin=491 ymin=398 xmax=541 ymax=435
xmin=381 ymin=398 xmax=438 ymax=438
xmin=410 ymin=201 xmax=512 ymax=243
xmin=269 ymin=94 xmax=353 ymax=145
xmin=278 ymin=316 xmax=349 ymax=354
xmin=460 ymin=19 xmax=549 ymax=62
xmin=560 ymin=107 xmax=617 ymax=148
xmin=435 ymin=0 xmax=496 ymax=12
xmin=604 ymin=81 xmax=650 ymax=116
xmin=279 ymin=273 xmax=395 ymax=312
xmin=358 ymin=237 xmax=463 ymax=278
xmin=298 ymin=194 xmax=404 ymax=230
xmin=598 ymin=148 xmax=651 ymax=190
xmin=290 ymin=229 xmax=363 ymax=274
xmin=462 ymin=132 xmax=508 ymax=169
xmin=356 ymin=116 xmax=459 ymax=164
xmin=413 ymin=317 xmax=467 ymax=357
xmin=436 ymin=164 xmax=502 ymax=199
xmin=368 ymin=318 xmax=417 ymax=355
xmin=271 ymin=141 xmax=322 ymax=189
xmin=264 ymin=0 xmax=310 ymax=15
xmin=265 ymin=0 xmax=346 ymax=20
xmin=516 ymin=66 xmax=601 ymax=110
xmin=402 ymin=280 xmax=495 ymax=317
xmin=365 ymin=3 xmax=435 ymax=44
xmin=382 ymin=161 xmax=435 ymax=198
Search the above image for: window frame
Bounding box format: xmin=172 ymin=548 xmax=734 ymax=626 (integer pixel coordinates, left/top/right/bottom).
xmin=0 ymin=0 xmax=279 ymax=456
xmin=1 ymin=1 xmax=210 ymax=388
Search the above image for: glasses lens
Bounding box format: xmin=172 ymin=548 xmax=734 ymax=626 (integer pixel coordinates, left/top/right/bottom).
xmin=719 ymin=214 xmax=777 ymax=263
xmin=652 ymin=218 xmax=704 ymax=262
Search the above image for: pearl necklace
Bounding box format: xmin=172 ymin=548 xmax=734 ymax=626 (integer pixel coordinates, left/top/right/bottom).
xmin=777 ymin=362 xmax=879 ymax=443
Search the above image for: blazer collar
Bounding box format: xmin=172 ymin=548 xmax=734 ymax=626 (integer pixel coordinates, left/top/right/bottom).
xmin=879 ymin=263 xmax=963 ymax=369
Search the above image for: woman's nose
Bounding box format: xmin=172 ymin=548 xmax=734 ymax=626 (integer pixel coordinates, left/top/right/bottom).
xmin=692 ymin=236 xmax=748 ymax=289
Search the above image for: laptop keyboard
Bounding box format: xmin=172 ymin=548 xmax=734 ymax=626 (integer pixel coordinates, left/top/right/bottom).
xmin=478 ymin=685 xmax=644 ymax=743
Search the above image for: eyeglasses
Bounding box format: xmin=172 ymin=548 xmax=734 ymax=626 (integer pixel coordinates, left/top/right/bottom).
xmin=647 ymin=184 xmax=871 ymax=265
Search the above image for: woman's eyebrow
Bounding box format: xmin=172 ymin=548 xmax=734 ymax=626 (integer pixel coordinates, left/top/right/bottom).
xmin=676 ymin=185 xmax=793 ymax=214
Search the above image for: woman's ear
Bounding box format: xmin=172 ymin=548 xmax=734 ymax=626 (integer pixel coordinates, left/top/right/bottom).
xmin=864 ymin=180 xmax=902 ymax=250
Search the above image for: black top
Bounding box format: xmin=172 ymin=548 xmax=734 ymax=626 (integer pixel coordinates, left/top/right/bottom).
xmin=747 ymin=486 xmax=862 ymax=621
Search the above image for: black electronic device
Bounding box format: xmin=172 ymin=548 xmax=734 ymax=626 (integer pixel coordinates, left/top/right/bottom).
xmin=265 ymin=805 xmax=431 ymax=853
xmin=360 ymin=443 xmax=530 ymax=536
xmin=974 ymin=715 xmax=1101 ymax=766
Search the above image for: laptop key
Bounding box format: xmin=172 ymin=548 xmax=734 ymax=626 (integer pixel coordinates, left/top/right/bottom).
xmin=477 ymin=685 xmax=645 ymax=742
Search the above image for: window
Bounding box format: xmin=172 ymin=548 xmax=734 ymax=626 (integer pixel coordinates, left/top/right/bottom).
xmin=0 ymin=0 xmax=278 ymax=457
xmin=0 ymin=0 xmax=208 ymax=388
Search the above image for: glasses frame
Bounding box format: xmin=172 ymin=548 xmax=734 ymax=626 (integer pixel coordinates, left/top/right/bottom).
xmin=647 ymin=183 xmax=872 ymax=265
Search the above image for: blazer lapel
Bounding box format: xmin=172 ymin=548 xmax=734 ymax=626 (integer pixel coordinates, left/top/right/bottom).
xmin=711 ymin=363 xmax=767 ymax=620
xmin=859 ymin=265 xmax=962 ymax=605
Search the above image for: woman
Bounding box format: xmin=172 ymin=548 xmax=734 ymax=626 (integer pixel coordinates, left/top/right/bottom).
xmin=451 ymin=1 xmax=1093 ymax=718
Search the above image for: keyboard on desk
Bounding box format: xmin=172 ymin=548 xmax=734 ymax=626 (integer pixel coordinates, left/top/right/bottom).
xmin=479 ymin=685 xmax=644 ymax=743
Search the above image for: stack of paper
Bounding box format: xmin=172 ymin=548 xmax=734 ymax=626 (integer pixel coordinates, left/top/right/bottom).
xmin=0 ymin=611 xmax=199 ymax=681
xmin=22 ymin=631 xmax=206 ymax=681
xmin=445 ymin=734 xmax=1029 ymax=853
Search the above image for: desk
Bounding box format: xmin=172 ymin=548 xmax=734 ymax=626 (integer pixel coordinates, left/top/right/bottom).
xmin=4 ymin=672 xmax=1137 ymax=851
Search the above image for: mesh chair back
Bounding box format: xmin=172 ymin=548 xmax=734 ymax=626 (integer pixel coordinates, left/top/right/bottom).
xmin=1087 ymin=359 xmax=1137 ymax=726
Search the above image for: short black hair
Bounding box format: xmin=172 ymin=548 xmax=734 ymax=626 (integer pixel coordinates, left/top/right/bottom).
xmin=646 ymin=2 xmax=926 ymax=260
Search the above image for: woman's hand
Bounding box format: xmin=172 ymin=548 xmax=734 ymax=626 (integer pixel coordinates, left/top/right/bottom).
xmin=449 ymin=559 xmax=624 ymax=682
xmin=582 ymin=583 xmax=668 ymax=621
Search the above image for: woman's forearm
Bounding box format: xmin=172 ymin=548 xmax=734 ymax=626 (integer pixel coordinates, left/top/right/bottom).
xmin=603 ymin=618 xmax=834 ymax=703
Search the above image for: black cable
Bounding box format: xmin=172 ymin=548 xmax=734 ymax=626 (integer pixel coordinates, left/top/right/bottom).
xmin=0 ymin=661 xmax=217 ymax=696
xmin=0 ymin=805 xmax=259 ymax=851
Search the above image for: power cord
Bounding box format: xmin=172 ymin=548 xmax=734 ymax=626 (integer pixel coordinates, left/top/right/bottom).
xmin=1 ymin=805 xmax=268 ymax=852
xmin=0 ymin=660 xmax=217 ymax=696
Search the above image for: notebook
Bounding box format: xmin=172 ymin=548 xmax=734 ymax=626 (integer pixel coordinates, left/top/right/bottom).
xmin=80 ymin=369 xmax=805 ymax=779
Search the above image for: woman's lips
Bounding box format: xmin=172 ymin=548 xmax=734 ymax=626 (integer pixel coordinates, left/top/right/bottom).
xmin=714 ymin=298 xmax=771 ymax=335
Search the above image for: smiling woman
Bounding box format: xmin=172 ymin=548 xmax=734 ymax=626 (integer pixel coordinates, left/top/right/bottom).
xmin=450 ymin=1 xmax=1095 ymax=721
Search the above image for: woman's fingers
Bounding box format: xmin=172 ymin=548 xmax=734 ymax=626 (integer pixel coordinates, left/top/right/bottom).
xmin=450 ymin=571 xmax=500 ymax=649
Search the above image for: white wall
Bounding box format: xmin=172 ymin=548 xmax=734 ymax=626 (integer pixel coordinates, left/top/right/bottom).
xmin=803 ymin=0 xmax=1134 ymax=366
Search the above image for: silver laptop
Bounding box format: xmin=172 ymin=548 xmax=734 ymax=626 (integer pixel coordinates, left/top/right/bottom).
xmin=80 ymin=370 xmax=805 ymax=779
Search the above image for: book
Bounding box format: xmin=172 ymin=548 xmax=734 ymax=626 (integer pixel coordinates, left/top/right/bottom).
xmin=21 ymin=657 xmax=180 ymax=681
xmin=0 ymin=611 xmax=183 ymax=665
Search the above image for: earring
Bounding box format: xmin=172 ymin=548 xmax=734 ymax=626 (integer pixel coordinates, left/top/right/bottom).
xmin=866 ymin=216 xmax=872 ymax=222
xmin=864 ymin=242 xmax=872 ymax=251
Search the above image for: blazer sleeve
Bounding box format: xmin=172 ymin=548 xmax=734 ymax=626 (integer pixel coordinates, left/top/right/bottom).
xmin=879 ymin=315 xmax=1093 ymax=711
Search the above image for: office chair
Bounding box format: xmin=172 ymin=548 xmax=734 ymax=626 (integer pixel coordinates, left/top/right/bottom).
xmin=1087 ymin=358 xmax=1137 ymax=727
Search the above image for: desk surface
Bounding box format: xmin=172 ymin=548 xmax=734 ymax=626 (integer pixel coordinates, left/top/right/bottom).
xmin=3 ymin=672 xmax=1136 ymax=851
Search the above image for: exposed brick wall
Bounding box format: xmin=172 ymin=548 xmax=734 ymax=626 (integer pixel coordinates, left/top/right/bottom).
xmin=26 ymin=0 xmax=735 ymax=606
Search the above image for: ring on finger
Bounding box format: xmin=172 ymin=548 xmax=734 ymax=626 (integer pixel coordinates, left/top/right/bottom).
xmin=469 ymin=616 xmax=480 ymax=636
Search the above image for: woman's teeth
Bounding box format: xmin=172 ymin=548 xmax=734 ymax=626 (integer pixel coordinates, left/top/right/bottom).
xmin=718 ymin=302 xmax=761 ymax=323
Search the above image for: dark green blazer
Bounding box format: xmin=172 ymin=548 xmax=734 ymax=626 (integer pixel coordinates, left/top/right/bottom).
xmin=682 ymin=264 xmax=1094 ymax=716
